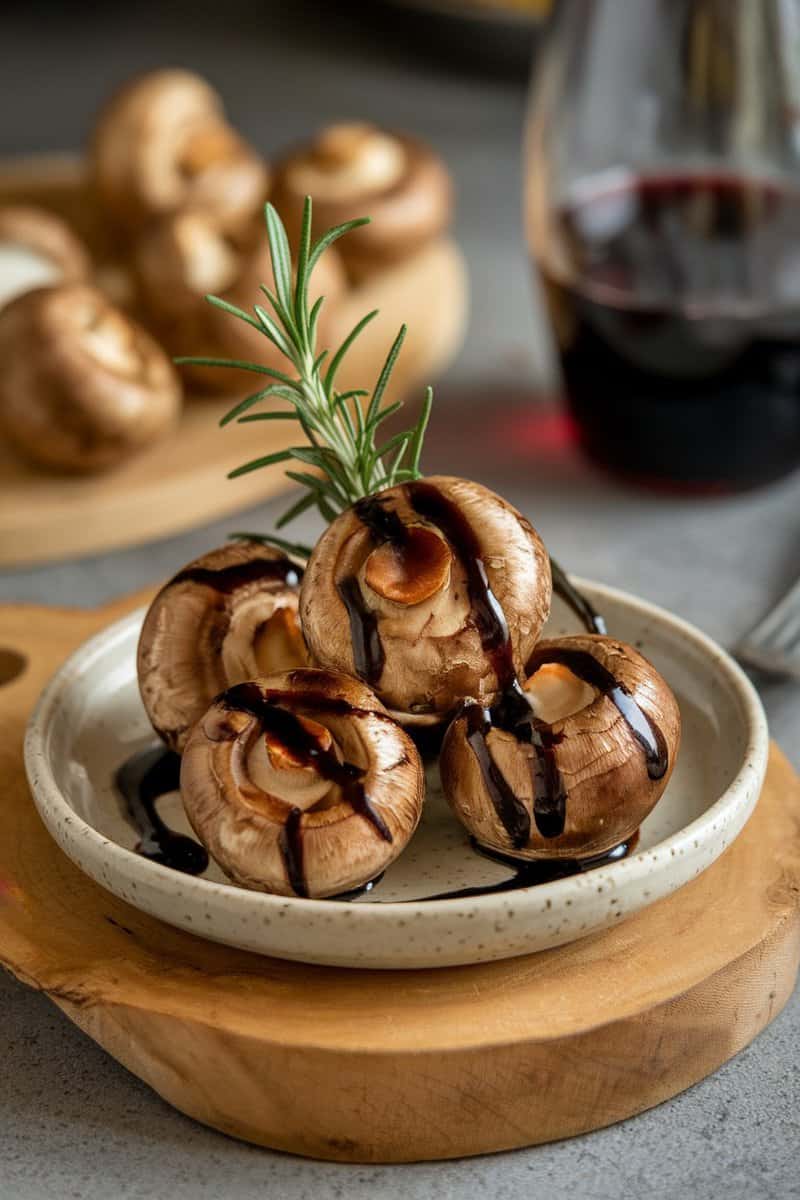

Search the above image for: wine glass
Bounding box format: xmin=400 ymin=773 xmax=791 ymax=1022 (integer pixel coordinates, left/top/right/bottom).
xmin=525 ymin=0 xmax=800 ymax=491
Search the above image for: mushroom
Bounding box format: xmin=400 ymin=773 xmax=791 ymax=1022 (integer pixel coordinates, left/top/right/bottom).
xmin=180 ymin=668 xmax=424 ymax=897
xmin=272 ymin=122 xmax=452 ymax=278
xmin=133 ymin=210 xmax=345 ymax=392
xmin=138 ymin=540 xmax=308 ymax=753
xmin=0 ymin=283 xmax=181 ymax=472
xmin=89 ymin=68 xmax=269 ymax=236
xmin=440 ymin=634 xmax=681 ymax=861
xmin=0 ymin=205 xmax=90 ymax=310
xmin=300 ymin=476 xmax=552 ymax=727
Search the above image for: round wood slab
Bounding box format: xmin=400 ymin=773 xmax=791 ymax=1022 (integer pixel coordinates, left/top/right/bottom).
xmin=0 ymin=156 xmax=468 ymax=566
xmin=1 ymin=593 xmax=798 ymax=1162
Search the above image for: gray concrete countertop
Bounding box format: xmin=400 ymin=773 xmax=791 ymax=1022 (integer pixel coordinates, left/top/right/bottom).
xmin=1 ymin=5 xmax=798 ymax=1197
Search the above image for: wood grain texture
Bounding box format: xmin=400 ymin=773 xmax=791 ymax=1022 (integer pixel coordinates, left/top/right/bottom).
xmin=0 ymin=593 xmax=798 ymax=1162
xmin=0 ymin=156 xmax=468 ymax=566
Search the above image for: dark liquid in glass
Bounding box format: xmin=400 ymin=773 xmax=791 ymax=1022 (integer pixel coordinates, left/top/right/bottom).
xmin=536 ymin=174 xmax=800 ymax=490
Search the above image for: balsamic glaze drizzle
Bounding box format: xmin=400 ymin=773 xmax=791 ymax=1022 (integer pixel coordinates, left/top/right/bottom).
xmin=404 ymin=482 xmax=571 ymax=842
xmin=422 ymin=836 xmax=636 ymax=901
xmin=526 ymin=645 xmax=669 ymax=779
xmin=279 ymin=806 xmax=306 ymax=898
xmin=219 ymin=681 xmax=393 ymax=897
xmin=118 ymin=498 xmax=661 ymax=896
xmin=406 ymin=482 xmax=517 ymax=690
xmin=114 ymin=739 xmax=637 ymax=900
xmin=336 ymin=574 xmax=385 ymax=684
xmin=115 ymin=747 xmax=208 ymax=875
xmin=335 ymin=496 xmax=407 ymax=685
xmin=549 ymin=558 xmax=607 ymax=635
xmin=353 ymin=495 xmax=410 ymax=546
xmin=462 ymin=703 xmax=532 ymax=847
xmin=172 ymin=555 xmax=302 ymax=594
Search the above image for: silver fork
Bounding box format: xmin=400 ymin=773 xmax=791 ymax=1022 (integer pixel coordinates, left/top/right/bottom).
xmin=737 ymin=578 xmax=800 ymax=680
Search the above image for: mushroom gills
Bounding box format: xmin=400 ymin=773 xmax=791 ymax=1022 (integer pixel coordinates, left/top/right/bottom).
xmin=0 ymin=244 xmax=61 ymax=308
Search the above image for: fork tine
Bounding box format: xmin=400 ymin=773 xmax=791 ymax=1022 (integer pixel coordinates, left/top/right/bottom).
xmin=736 ymin=578 xmax=800 ymax=679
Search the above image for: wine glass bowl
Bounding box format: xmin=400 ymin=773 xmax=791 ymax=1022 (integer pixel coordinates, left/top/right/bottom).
xmin=526 ymin=0 xmax=800 ymax=491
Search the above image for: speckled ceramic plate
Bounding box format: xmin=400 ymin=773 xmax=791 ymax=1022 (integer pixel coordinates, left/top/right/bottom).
xmin=25 ymin=580 xmax=768 ymax=969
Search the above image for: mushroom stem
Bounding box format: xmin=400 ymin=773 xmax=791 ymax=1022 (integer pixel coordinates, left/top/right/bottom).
xmin=364 ymin=526 xmax=452 ymax=605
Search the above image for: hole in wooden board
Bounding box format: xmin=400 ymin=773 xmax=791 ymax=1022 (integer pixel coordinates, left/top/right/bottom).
xmin=0 ymin=647 xmax=26 ymax=686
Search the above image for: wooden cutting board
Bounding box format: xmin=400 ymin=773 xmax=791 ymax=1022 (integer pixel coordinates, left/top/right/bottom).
xmin=0 ymin=156 xmax=468 ymax=566
xmin=1 ymin=591 xmax=798 ymax=1161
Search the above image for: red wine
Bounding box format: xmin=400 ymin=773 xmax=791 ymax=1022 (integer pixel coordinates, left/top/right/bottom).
xmin=536 ymin=174 xmax=800 ymax=490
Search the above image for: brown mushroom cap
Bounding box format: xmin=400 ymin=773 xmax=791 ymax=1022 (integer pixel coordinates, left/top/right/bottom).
xmin=133 ymin=210 xmax=346 ymax=392
xmin=0 ymin=206 xmax=91 ymax=309
xmin=272 ymin=124 xmax=452 ymax=278
xmin=440 ymin=634 xmax=682 ymax=861
xmin=180 ymin=668 xmax=425 ymax=897
xmin=300 ymin=475 xmax=552 ymax=726
xmin=0 ymin=283 xmax=181 ymax=472
xmin=89 ymin=68 xmax=269 ymax=235
xmin=138 ymin=541 xmax=308 ymax=753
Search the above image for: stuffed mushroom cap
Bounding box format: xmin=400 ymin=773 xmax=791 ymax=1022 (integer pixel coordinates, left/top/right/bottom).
xmin=138 ymin=540 xmax=308 ymax=753
xmin=181 ymin=668 xmax=425 ymax=897
xmin=300 ymin=475 xmax=552 ymax=725
xmin=441 ymin=634 xmax=681 ymax=860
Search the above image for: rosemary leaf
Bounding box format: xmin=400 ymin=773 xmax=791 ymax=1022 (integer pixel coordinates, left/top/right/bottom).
xmin=254 ymin=305 xmax=295 ymax=359
xmin=265 ymin=203 xmax=295 ymax=319
xmin=228 ymin=449 xmax=293 ymax=478
xmin=408 ymin=387 xmax=433 ymax=476
xmin=323 ymin=309 xmax=378 ymax=392
xmin=220 ymin=383 xmax=299 ymax=427
xmin=229 ymin=531 xmax=313 ymax=559
xmin=363 ymin=399 xmax=403 ymax=434
xmin=294 ymin=197 xmax=314 ymax=340
xmin=276 ymin=489 xmax=318 ymax=529
xmin=365 ymin=325 xmax=406 ymax=429
xmin=175 ymin=356 xmax=292 ymax=380
xmin=306 ymin=216 xmax=370 ymax=277
xmin=307 ymin=294 xmax=325 ymax=350
xmin=189 ymin=198 xmax=437 ymax=530
xmin=205 ymin=295 xmax=262 ymax=331
xmin=236 ymin=411 xmax=300 ymax=423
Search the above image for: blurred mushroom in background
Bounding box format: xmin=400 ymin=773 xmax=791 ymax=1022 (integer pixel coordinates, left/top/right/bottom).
xmin=272 ymin=122 xmax=452 ymax=280
xmin=0 ymin=205 xmax=91 ymax=311
xmin=89 ymin=68 xmax=270 ymax=238
xmin=0 ymin=283 xmax=181 ymax=472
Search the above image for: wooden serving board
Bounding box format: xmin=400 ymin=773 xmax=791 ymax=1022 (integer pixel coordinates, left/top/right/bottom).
xmin=0 ymin=156 xmax=468 ymax=566
xmin=1 ymin=592 xmax=798 ymax=1162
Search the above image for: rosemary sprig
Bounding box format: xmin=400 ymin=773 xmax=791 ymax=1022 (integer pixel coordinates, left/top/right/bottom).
xmin=176 ymin=197 xmax=433 ymax=559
